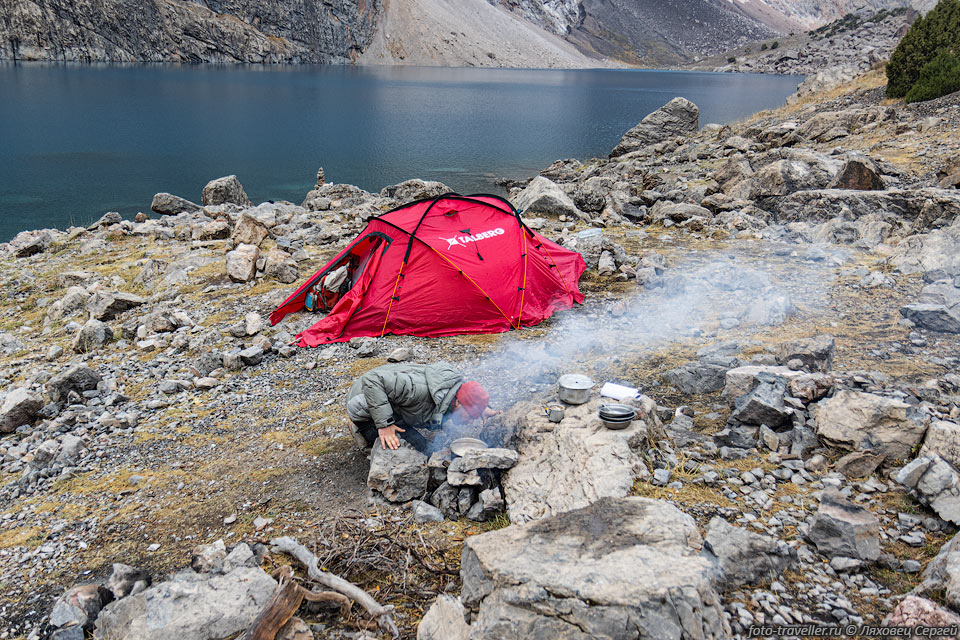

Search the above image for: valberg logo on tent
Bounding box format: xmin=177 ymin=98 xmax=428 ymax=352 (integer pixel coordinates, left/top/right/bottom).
xmin=439 ymin=228 xmax=505 ymax=250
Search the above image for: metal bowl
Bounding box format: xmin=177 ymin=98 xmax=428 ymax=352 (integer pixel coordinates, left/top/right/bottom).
xmin=600 ymin=417 xmax=633 ymax=430
xmin=599 ymin=404 xmax=636 ymax=420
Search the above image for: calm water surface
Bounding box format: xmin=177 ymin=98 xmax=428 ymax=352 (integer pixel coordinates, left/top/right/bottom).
xmin=0 ymin=64 xmax=802 ymax=241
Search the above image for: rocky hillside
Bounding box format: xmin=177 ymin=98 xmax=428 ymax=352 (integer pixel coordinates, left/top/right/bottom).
xmin=2 ymin=66 xmax=960 ymax=638
xmin=0 ymin=0 xmax=381 ymax=63
xmin=0 ymin=0 xmax=916 ymax=67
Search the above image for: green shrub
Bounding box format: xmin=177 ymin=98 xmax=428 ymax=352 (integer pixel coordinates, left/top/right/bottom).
xmin=886 ymin=0 xmax=960 ymax=98
xmin=905 ymin=49 xmax=960 ymax=102
xmin=771 ymin=41 xmax=779 ymax=50
xmin=761 ymin=43 xmax=768 ymax=50
xmin=727 ymin=56 xmax=737 ymax=63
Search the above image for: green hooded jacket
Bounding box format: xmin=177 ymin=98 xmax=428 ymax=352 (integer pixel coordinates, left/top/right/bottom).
xmin=346 ymin=362 xmax=463 ymax=430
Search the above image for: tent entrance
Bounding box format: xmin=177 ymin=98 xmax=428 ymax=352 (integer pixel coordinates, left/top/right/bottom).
xmin=310 ymin=233 xmax=390 ymax=313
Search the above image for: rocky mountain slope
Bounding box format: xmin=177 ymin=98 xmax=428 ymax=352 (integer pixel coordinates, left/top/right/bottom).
xmin=2 ymin=65 xmax=960 ymax=637
xmin=0 ymin=0 xmax=916 ymax=67
xmin=0 ymin=0 xmax=381 ymax=63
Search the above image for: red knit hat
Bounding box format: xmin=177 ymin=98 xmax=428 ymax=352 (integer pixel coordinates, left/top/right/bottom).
xmin=456 ymin=381 xmax=490 ymax=419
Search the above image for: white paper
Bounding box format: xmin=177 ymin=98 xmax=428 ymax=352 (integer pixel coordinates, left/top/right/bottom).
xmin=600 ymin=382 xmax=640 ymax=401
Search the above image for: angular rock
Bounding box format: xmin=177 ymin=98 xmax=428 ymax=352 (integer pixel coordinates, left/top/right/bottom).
xmin=1 ymin=387 xmax=43 ymax=433
xmin=787 ymin=372 xmax=835 ymax=404
xmin=107 ymin=564 xmax=151 ymax=600
xmin=239 ymin=346 xmax=264 ymax=366
xmin=812 ymin=390 xmax=929 ymax=460
xmin=827 ymin=157 xmax=886 ymax=190
xmin=50 ymin=583 xmax=112 ymax=630
xmin=513 ymin=176 xmax=586 ymax=220
xmin=461 ymin=497 xmax=729 ymax=638
xmin=776 ymin=335 xmax=835 ymax=372
xmin=368 ymin=442 xmax=428 ymax=502
xmin=381 ymin=179 xmax=450 ymax=203
xmin=723 ymin=366 xmax=800 ymax=405
xmin=807 ymin=489 xmax=880 ymax=561
xmin=610 ymin=97 xmax=699 ymax=157
xmin=418 ymin=595 xmax=470 ymax=640
xmin=834 ymin=451 xmax=885 ymax=479
xmin=95 ymin=567 xmax=275 ymax=640
xmin=703 ymin=516 xmax=796 ymax=588
xmin=226 ymin=243 xmax=260 ymax=283
xmin=201 ymin=175 xmax=252 ymax=207
xmin=193 ymin=219 xmax=230 ymax=240
xmin=151 ymin=192 xmax=200 ymax=215
xmin=73 ymin=318 xmax=112 ymax=353
xmin=232 ymin=212 xmax=269 ymax=247
xmin=883 ymin=595 xmax=960 ymax=629
xmin=191 ymin=539 xmax=227 ymax=573
xmin=57 ymin=434 xmax=86 ymax=464
xmin=664 ymin=358 xmax=737 ymax=395
xmin=916 ymin=534 xmax=960 ymax=610
xmin=430 ymin=482 xmax=459 ymax=519
xmin=922 ymin=420 xmax=960 ymax=470
xmin=47 ymin=365 xmax=102 ymax=403
xmin=897 ymin=455 xmax=960 ymax=525
xmin=449 ymin=448 xmax=518 ymax=472
xmin=263 ymin=248 xmax=298 ymax=284
xmin=132 ymin=259 xmax=169 ymax=290
xmin=466 ymin=488 xmax=505 ymax=522
xmin=412 ymin=500 xmax=445 ymax=523
xmin=731 ymin=378 xmax=791 ymax=427
xmin=900 ymin=303 xmax=960 ymax=333
xmin=87 ymin=292 xmax=146 ymax=321
xmin=503 ymin=401 xmax=648 ymax=524
xmin=56 ymin=271 xmax=94 ymax=290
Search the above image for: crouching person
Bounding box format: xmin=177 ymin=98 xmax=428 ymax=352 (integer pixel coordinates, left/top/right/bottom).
xmin=345 ymin=361 xmax=496 ymax=452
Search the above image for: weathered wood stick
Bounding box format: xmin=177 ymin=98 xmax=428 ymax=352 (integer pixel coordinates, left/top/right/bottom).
xmin=302 ymin=588 xmax=352 ymax=618
xmin=242 ymin=566 xmax=304 ymax=640
xmin=271 ymin=536 xmax=399 ymax=638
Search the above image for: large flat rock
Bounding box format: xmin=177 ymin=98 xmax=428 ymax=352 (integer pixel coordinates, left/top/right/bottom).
xmin=502 ymin=398 xmax=648 ymax=524
xmin=461 ymin=497 xmax=729 ymax=639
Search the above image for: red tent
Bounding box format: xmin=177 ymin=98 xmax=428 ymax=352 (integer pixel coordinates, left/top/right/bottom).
xmin=270 ymin=193 xmax=586 ymax=346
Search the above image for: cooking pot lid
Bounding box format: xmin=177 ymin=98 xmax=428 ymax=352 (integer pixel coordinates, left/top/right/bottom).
xmin=558 ymin=374 xmax=594 ymax=390
xmin=450 ymin=437 xmax=488 ymax=457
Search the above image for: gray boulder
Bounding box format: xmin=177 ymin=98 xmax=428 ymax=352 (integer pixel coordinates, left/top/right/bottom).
xmin=915 ymin=534 xmax=960 ymax=610
xmin=107 ymin=564 xmax=151 ymax=600
xmin=703 ymin=516 xmax=796 ymax=588
xmin=812 ymin=390 xmax=929 ymax=460
xmin=47 ymin=365 xmax=103 ymax=403
xmin=834 ymin=451 xmax=886 ymax=478
xmin=73 ymin=318 xmax=112 ymax=353
xmin=263 ymin=248 xmax=298 ymax=284
xmin=0 ymin=387 xmax=43 ymax=433
xmin=381 ymin=179 xmax=450 ymax=202
xmin=201 ymin=175 xmax=252 ymax=207
xmin=56 ymin=271 xmax=94 ymax=289
xmin=897 ymin=455 xmax=960 ymax=525
xmin=513 ymin=176 xmax=586 ymax=220
xmin=922 ymin=420 xmax=960 ymax=470
xmin=225 ymin=243 xmax=260 ymax=283
xmin=900 ymin=303 xmax=960 ymax=333
xmin=412 ymin=500 xmax=445 ymax=523
xmin=95 ymin=566 xmax=275 ymax=640
xmin=132 ymin=259 xmax=169 ymax=290
xmin=664 ymin=358 xmax=738 ymax=395
xmin=807 ymin=489 xmax=880 ymax=561
xmin=87 ymin=292 xmax=145 ymax=321
xmin=232 ymin=212 xmax=269 ymax=246
xmin=461 ymin=497 xmax=729 ymax=639
xmin=417 ymin=595 xmax=470 ymax=640
xmin=723 ymin=365 xmax=801 ymax=405
xmin=449 ymin=448 xmax=518 ymax=472
xmin=776 ymin=335 xmax=835 ymax=372
xmin=610 ymin=97 xmax=699 ymax=157
xmin=730 ymin=377 xmax=791 ymax=427
xmin=368 ymin=442 xmax=428 ymax=502
xmin=466 ymin=488 xmax=505 ymax=522
xmin=50 ymin=583 xmax=112 ymax=630
xmin=150 ymin=192 xmax=200 ymax=215
xmin=827 ymin=156 xmax=886 ymax=190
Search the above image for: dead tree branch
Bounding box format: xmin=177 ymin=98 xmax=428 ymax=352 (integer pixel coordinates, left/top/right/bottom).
xmin=271 ymin=535 xmax=399 ymax=638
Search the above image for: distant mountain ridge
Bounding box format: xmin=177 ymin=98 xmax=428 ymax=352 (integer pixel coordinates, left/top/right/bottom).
xmin=0 ymin=0 xmax=915 ymax=67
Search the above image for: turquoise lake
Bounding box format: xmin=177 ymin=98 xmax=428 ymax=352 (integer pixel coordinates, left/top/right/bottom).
xmin=0 ymin=64 xmax=802 ymax=241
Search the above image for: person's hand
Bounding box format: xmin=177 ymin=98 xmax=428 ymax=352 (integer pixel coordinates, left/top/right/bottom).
xmin=378 ymin=425 xmax=405 ymax=450
xmin=481 ymin=407 xmax=502 ymax=426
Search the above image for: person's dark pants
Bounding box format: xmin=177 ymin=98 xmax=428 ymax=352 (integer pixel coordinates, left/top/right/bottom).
xmin=354 ymin=420 xmax=429 ymax=453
